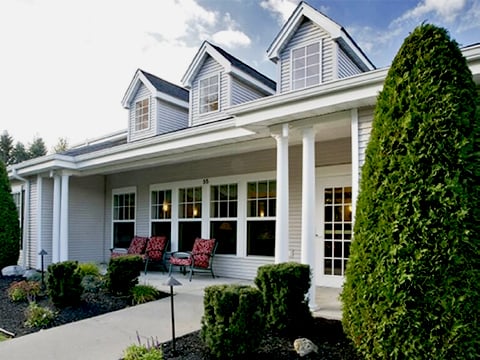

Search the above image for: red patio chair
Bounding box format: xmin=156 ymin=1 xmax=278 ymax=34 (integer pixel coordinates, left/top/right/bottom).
xmin=110 ymin=236 xmax=148 ymax=259
xmin=168 ymin=238 xmax=217 ymax=281
xmin=143 ymin=236 xmax=169 ymax=274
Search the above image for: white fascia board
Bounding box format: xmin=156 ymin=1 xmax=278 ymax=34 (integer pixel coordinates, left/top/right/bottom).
xmin=229 ymin=67 xmax=275 ymax=95
xmin=75 ymin=126 xmax=255 ymax=170
xmin=337 ymin=31 xmax=375 ymax=71
xmin=230 ymin=68 xmax=387 ymax=126
xmin=8 ymin=156 xmax=78 ymax=178
xmin=463 ymin=45 xmax=480 ymax=83
xmin=121 ymin=71 xmax=156 ymax=108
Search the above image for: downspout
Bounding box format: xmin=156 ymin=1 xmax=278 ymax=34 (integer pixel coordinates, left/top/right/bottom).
xmin=11 ymin=168 xmax=30 ymax=267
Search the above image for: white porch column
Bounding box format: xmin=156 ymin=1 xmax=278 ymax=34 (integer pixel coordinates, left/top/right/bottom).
xmin=52 ymin=174 xmax=61 ymax=263
xmin=60 ymin=174 xmax=70 ymax=261
xmin=36 ymin=176 xmax=43 ymax=269
xmin=301 ymin=126 xmax=316 ymax=309
xmin=273 ymin=123 xmax=289 ymax=263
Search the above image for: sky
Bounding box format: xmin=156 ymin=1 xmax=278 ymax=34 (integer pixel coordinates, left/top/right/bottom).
xmin=1 ymin=0 xmax=479 ymax=151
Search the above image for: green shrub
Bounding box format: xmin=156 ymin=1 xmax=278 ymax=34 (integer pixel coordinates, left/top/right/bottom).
xmin=106 ymin=255 xmax=143 ymax=296
xmin=24 ymin=302 xmax=56 ymax=328
xmin=77 ymin=262 xmax=101 ymax=278
xmin=341 ymin=24 xmax=480 ymax=359
xmin=254 ymin=262 xmax=312 ymax=336
xmin=131 ymin=284 xmax=161 ymax=305
xmin=123 ymin=335 xmax=163 ymax=360
xmin=0 ymin=160 xmax=20 ymax=270
xmin=46 ymin=261 xmax=84 ymax=307
xmin=7 ymin=280 xmax=41 ymax=302
xmin=201 ymin=284 xmax=264 ymax=359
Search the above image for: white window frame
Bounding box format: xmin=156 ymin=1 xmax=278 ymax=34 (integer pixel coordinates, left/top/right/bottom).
xmin=150 ymin=187 xmax=172 ymax=238
xmin=112 ymin=187 xmax=136 ymax=248
xmin=210 ymin=183 xmax=238 ymax=255
xmin=134 ymin=97 xmax=150 ymax=131
xmin=199 ymin=74 xmax=219 ymax=114
xmin=290 ymin=40 xmax=322 ymax=90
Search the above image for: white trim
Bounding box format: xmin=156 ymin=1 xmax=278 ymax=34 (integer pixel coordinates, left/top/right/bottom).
xmin=350 ymin=108 xmax=359 ymax=223
xmin=111 ymin=186 xmax=137 ymax=248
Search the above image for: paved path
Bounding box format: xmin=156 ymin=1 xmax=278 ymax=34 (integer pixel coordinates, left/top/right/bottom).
xmin=0 ymin=273 xmax=341 ymax=360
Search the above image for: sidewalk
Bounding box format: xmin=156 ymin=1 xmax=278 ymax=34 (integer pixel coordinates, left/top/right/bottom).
xmin=0 ymin=273 xmax=341 ymax=360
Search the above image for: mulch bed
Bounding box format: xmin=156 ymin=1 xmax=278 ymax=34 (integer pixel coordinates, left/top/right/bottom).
xmin=1 ymin=276 xmax=360 ymax=359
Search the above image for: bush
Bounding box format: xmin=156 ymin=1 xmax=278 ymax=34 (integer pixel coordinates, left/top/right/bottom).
xmin=123 ymin=334 xmax=163 ymax=360
xmin=7 ymin=280 xmax=41 ymax=302
xmin=106 ymin=255 xmax=143 ymax=296
xmin=201 ymin=284 xmax=264 ymax=359
xmin=77 ymin=262 xmax=102 ymax=278
xmin=254 ymin=262 xmax=312 ymax=336
xmin=131 ymin=284 xmax=161 ymax=305
xmin=24 ymin=302 xmax=56 ymax=328
xmin=341 ymin=24 xmax=480 ymax=359
xmin=0 ymin=160 xmax=20 ymax=270
xmin=46 ymin=261 xmax=84 ymax=307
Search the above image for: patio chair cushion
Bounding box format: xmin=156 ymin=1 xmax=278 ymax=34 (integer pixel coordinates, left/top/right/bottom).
xmin=191 ymin=238 xmax=216 ymax=269
xmin=144 ymin=236 xmax=168 ymax=261
xmin=127 ymin=236 xmax=148 ymax=254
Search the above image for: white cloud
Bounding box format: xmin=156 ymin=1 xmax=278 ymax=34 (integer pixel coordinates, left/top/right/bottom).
xmin=395 ymin=0 xmax=467 ymax=24
xmin=260 ymin=0 xmax=298 ymax=24
xmin=456 ymin=0 xmax=480 ymax=32
xmin=212 ymin=30 xmax=251 ymax=48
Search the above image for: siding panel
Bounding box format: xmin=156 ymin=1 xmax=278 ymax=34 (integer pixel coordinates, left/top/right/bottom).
xmin=27 ymin=178 xmax=37 ymax=268
xmin=231 ymin=76 xmax=267 ymax=105
xmin=128 ymin=84 xmax=155 ymax=142
xmin=338 ymin=46 xmax=363 ymax=78
xmin=157 ymin=99 xmax=188 ymax=134
xmin=358 ymin=106 xmax=374 ymax=169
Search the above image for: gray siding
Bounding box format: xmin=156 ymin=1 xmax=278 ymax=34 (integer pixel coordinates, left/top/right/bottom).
xmin=279 ymin=18 xmax=335 ymax=93
xmin=156 ymin=99 xmax=188 ymax=134
xmin=27 ymin=178 xmax=37 ymax=268
xmin=128 ymin=83 xmax=155 ymax=142
xmin=338 ymin=46 xmax=363 ymax=78
xmin=41 ymin=178 xmax=53 ymax=266
xmin=358 ymin=107 xmax=374 ymax=169
xmin=231 ymin=75 xmax=268 ymax=105
xmin=190 ymin=56 xmax=228 ymax=126
xmin=69 ymin=176 xmax=106 ymax=263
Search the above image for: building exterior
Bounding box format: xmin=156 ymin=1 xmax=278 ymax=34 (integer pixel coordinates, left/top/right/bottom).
xmin=8 ymin=2 xmax=480 ymax=292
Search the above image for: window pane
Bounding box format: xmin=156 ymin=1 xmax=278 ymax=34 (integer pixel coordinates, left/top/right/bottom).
xmin=306 ymin=75 xmax=319 ymax=87
xmin=292 ymin=47 xmax=305 ymax=58
xmin=306 ymin=65 xmax=318 ymax=77
xmin=324 ymin=240 xmax=332 ymax=257
xmin=199 ymin=75 xmax=218 ymax=114
xmin=178 ymin=221 xmax=201 ymax=252
xmin=151 ymin=222 xmax=171 ymax=251
xmin=113 ymin=222 xmax=134 ymax=248
xmin=210 ymin=221 xmax=237 ymax=255
xmin=247 ymin=220 xmax=275 ymax=256
xmin=306 ymin=53 xmax=319 ymax=66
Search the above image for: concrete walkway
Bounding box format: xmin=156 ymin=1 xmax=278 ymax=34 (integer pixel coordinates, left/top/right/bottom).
xmin=0 ymin=272 xmax=341 ymax=360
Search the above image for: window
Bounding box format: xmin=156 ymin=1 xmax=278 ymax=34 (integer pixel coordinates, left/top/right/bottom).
xmin=112 ymin=191 xmax=135 ymax=248
xmin=199 ymin=75 xmax=219 ymax=114
xmin=210 ymin=184 xmax=237 ymax=254
xmin=135 ymin=98 xmax=149 ymax=131
xmin=12 ymin=191 xmax=24 ymax=249
xmin=178 ymin=187 xmax=202 ymax=251
xmin=292 ymin=42 xmax=321 ymax=90
xmin=247 ymin=180 xmax=276 ymax=256
xmin=151 ymin=189 xmax=172 ymax=243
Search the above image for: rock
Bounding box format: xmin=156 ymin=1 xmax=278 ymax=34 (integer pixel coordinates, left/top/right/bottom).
xmin=23 ymin=269 xmax=41 ymax=281
xmin=1 ymin=265 xmax=25 ymax=277
xmin=293 ymin=338 xmax=318 ymax=357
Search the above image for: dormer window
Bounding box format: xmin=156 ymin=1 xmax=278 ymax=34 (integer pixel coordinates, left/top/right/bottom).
xmin=199 ymin=75 xmax=219 ymax=114
xmin=135 ymin=98 xmax=149 ymax=131
xmin=292 ymin=41 xmax=321 ymax=90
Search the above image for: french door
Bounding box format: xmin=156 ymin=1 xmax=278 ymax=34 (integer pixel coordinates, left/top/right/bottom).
xmin=316 ymin=175 xmax=352 ymax=287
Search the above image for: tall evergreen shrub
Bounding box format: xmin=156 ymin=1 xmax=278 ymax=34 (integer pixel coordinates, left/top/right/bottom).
xmin=0 ymin=160 xmax=20 ymax=270
xmin=341 ymin=24 xmax=480 ymax=359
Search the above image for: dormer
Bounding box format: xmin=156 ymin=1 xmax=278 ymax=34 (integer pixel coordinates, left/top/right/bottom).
xmin=267 ymin=1 xmax=375 ymax=94
xmin=122 ymin=69 xmax=189 ymax=142
xmin=182 ymin=41 xmax=276 ymax=126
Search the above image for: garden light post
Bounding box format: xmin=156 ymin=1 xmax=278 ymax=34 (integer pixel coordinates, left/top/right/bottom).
xmin=164 ymin=276 xmax=182 ymax=355
xmin=38 ymin=249 xmax=48 ymax=288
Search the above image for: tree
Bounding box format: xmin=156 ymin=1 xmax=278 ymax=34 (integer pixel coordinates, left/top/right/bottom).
xmin=53 ymin=137 xmax=69 ymax=153
xmin=0 ymin=160 xmax=20 ymax=270
xmin=0 ymin=131 xmax=14 ymax=165
xmin=28 ymin=137 xmax=47 ymax=158
xmin=342 ymin=24 xmax=480 ymax=359
xmin=11 ymin=142 xmax=30 ymax=164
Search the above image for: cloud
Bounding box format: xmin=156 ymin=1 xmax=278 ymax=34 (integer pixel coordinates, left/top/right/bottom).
xmin=260 ymin=0 xmax=298 ymax=24
xmin=395 ymin=0 xmax=467 ymax=24
xmin=456 ymin=0 xmax=480 ymax=32
xmin=212 ymin=30 xmax=251 ymax=48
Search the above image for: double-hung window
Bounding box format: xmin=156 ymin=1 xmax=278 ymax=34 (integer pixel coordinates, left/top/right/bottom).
xmin=210 ymin=184 xmax=237 ymax=255
xmin=151 ymin=189 xmax=172 ymax=242
xmin=246 ymin=180 xmax=276 ymax=256
xmin=292 ymin=41 xmax=321 ymax=90
xmin=112 ymin=189 xmax=136 ymax=248
xmin=135 ymin=98 xmax=149 ymax=131
xmin=178 ymin=186 xmax=202 ymax=251
xmin=199 ymin=75 xmax=219 ymax=114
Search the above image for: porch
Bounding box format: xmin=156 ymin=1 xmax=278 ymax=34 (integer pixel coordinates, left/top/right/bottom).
xmin=139 ymin=270 xmax=342 ymax=320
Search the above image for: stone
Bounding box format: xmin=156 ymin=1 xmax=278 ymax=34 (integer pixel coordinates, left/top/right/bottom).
xmin=23 ymin=269 xmax=41 ymax=281
xmin=293 ymin=338 xmax=318 ymax=357
xmin=1 ymin=265 xmax=26 ymax=277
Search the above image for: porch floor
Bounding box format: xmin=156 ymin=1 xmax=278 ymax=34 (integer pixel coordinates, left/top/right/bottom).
xmin=140 ymin=270 xmax=342 ymax=320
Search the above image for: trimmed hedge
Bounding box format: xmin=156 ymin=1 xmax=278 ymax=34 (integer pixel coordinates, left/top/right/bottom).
xmin=46 ymin=261 xmax=83 ymax=307
xmin=341 ymin=24 xmax=480 ymax=359
xmin=106 ymin=255 xmax=143 ymax=296
xmin=254 ymin=262 xmax=312 ymax=336
xmin=201 ymin=284 xmax=264 ymax=359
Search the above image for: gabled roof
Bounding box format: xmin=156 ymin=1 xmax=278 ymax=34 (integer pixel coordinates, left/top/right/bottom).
xmin=181 ymin=41 xmax=276 ymax=94
xmin=267 ymin=1 xmax=375 ymax=71
xmin=122 ymin=69 xmax=189 ymax=109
